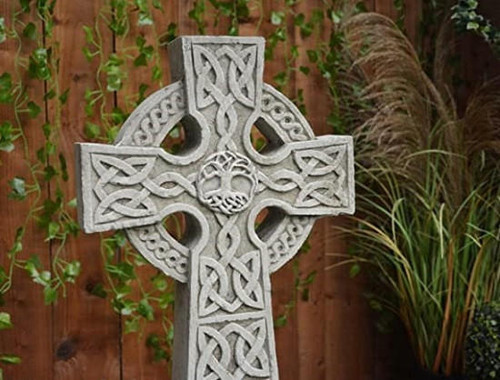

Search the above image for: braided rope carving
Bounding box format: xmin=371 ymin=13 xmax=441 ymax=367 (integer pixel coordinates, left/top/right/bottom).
xmin=261 ymin=87 xmax=308 ymax=142
xmin=131 ymin=83 xmax=185 ymax=146
xmin=137 ymin=224 xmax=189 ymax=276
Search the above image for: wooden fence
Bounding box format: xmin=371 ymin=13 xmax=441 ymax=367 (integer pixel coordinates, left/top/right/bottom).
xmin=0 ymin=1 xmax=497 ymax=379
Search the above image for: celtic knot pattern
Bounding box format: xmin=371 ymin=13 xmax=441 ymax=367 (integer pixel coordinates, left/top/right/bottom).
xmin=197 ymin=319 xmax=270 ymax=380
xmin=258 ymin=145 xmax=349 ymax=209
xmin=199 ymin=214 xmax=264 ymax=316
xmin=91 ymin=152 xmax=196 ymax=225
xmin=130 ymin=82 xmax=185 ymax=146
xmin=193 ymin=43 xmax=257 ymax=150
xmin=197 ymin=151 xmax=258 ymax=215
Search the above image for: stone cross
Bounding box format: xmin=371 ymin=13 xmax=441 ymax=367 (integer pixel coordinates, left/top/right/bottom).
xmin=75 ymin=36 xmax=355 ymax=380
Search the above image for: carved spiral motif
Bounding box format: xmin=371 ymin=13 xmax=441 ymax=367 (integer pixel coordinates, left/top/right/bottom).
xmin=196 ymin=151 xmax=258 ymax=215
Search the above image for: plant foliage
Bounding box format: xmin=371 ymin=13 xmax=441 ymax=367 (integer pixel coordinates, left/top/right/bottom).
xmin=333 ymin=12 xmax=500 ymax=377
xmin=465 ymin=302 xmax=500 ymax=379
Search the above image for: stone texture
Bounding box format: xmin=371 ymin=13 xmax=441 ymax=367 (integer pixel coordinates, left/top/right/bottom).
xmin=75 ymin=36 xmax=355 ymax=380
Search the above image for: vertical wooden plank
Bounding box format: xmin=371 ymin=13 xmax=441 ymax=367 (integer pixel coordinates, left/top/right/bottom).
xmin=0 ymin=3 xmax=52 ymax=380
xmin=292 ymin=1 xmax=328 ymax=380
xmin=324 ymin=232 xmax=377 ymax=380
xmin=258 ymin=2 xmax=300 ymax=379
xmin=375 ymin=0 xmax=397 ymax=19
xmin=404 ymin=0 xmax=421 ymax=45
xmin=51 ymin=2 xmax=120 ymax=379
xmin=117 ymin=4 xmax=179 ymax=379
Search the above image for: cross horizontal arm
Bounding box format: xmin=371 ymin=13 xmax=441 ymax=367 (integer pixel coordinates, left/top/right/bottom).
xmin=75 ymin=143 xmax=198 ymax=233
xmin=256 ymin=135 xmax=355 ymax=217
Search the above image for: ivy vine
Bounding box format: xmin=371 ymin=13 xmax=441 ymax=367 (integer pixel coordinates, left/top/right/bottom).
xmin=452 ymin=0 xmax=500 ymax=55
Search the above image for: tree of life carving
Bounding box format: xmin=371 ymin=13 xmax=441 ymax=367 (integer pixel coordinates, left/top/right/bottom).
xmin=75 ymin=36 xmax=355 ymax=380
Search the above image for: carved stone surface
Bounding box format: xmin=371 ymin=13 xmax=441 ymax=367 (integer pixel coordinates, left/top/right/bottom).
xmin=75 ymin=36 xmax=355 ymax=380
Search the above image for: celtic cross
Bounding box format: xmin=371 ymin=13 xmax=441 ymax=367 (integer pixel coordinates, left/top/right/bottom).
xmin=75 ymin=36 xmax=355 ymax=380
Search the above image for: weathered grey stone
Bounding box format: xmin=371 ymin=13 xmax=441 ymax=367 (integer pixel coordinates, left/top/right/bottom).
xmin=75 ymin=36 xmax=355 ymax=380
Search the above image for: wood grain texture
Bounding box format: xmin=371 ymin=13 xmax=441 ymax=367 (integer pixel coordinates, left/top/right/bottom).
xmin=51 ymin=2 xmax=120 ymax=379
xmin=0 ymin=3 xmax=52 ymax=380
xmin=293 ymin=2 xmax=327 ymax=379
xmin=259 ymin=2 xmax=301 ymax=379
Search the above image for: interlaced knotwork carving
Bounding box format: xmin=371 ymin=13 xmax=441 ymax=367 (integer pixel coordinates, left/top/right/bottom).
xmin=197 ymin=151 xmax=258 ymax=215
xmin=131 ymin=82 xmax=185 ymax=146
xmin=197 ymin=319 xmax=270 ymax=380
xmin=193 ymin=44 xmax=257 ymax=151
xmin=258 ymin=145 xmax=348 ymax=209
xmin=199 ymin=214 xmax=264 ymax=316
xmin=91 ymin=153 xmax=196 ymax=224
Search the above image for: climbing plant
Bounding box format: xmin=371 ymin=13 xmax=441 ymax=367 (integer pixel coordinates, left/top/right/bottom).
xmin=452 ymin=0 xmax=500 ymax=55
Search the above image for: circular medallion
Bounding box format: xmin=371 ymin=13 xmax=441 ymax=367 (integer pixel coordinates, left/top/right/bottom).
xmin=196 ymin=151 xmax=258 ymax=215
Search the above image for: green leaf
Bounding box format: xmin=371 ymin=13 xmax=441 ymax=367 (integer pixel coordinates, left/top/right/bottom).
xmin=0 ymin=312 xmax=13 ymax=330
xmin=163 ymin=22 xmax=177 ymax=43
xmin=0 ymin=72 xmax=13 ymax=103
xmin=152 ymin=0 xmax=163 ymax=10
xmin=349 ymin=264 xmax=361 ymax=278
xmin=271 ymin=11 xmax=285 ymax=26
xmin=59 ymin=88 xmax=69 ymax=104
xmin=0 ymin=18 xmax=7 ymax=44
xmin=158 ymin=292 xmax=174 ymax=309
xmin=0 ymin=355 xmax=21 ymax=365
xmin=0 ymin=121 xmax=17 ymax=152
xmin=46 ymin=221 xmax=60 ymax=240
xmin=273 ymin=71 xmax=287 ymax=87
xmin=27 ymin=101 xmax=41 ymax=118
xmin=138 ymin=299 xmax=154 ymax=321
xmin=134 ymin=54 xmax=147 ymax=67
xmin=59 ymin=153 xmax=68 ymax=181
xmin=152 ymin=65 xmax=162 ymax=81
xmin=299 ymin=65 xmax=310 ymax=75
xmin=105 ymin=262 xmax=135 ymax=282
xmin=20 ymin=0 xmax=31 ymax=12
xmin=89 ymin=283 xmax=107 ymax=298
xmin=43 ymin=286 xmax=57 ymax=305
xmin=302 ymin=270 xmax=317 ymax=285
xmin=275 ymin=314 xmax=287 ymax=327
xmin=8 ymin=177 xmax=26 ymax=200
xmin=28 ymin=48 xmax=51 ymax=80
xmin=329 ymin=10 xmax=342 ymax=24
xmin=124 ymin=317 xmax=140 ymax=333
xmin=22 ymin=22 xmax=37 ymax=40
xmin=82 ymin=25 xmax=93 ymax=44
xmin=63 ymin=261 xmax=81 ymax=283
xmin=65 ymin=199 xmax=76 ymax=210
xmin=467 ymin=21 xmax=480 ymax=30
xmin=84 ymin=122 xmax=100 ymax=139
xmin=306 ymin=49 xmax=319 ymax=63
xmin=151 ymin=274 xmax=167 ymax=291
